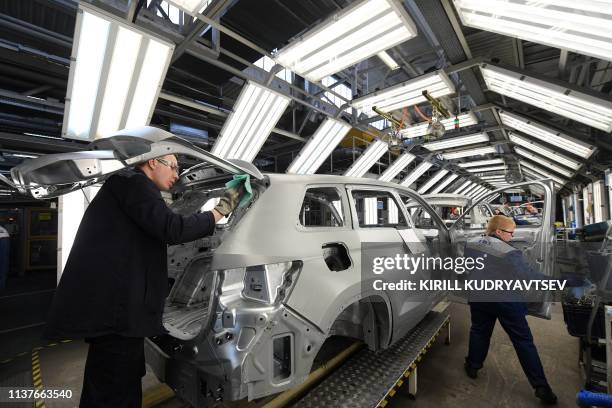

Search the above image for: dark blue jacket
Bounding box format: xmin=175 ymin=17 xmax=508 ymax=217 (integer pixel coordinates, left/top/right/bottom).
xmin=43 ymin=169 xmax=215 ymax=340
xmin=463 ymin=235 xmax=548 ymax=305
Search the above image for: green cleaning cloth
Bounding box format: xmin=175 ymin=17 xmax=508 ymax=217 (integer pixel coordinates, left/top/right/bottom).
xmin=225 ymin=174 xmax=252 ymax=208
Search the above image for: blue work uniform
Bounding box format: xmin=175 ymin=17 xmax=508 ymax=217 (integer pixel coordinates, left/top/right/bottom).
xmin=463 ymin=235 xmax=550 ymax=390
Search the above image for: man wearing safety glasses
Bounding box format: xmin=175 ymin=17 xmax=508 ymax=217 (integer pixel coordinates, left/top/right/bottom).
xmin=463 ymin=215 xmax=557 ymax=405
xmin=42 ymin=154 xmax=242 ymax=407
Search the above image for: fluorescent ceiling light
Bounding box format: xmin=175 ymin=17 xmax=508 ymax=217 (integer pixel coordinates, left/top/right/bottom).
xmin=520 ymin=161 xmax=567 ymax=185
xmin=377 ymin=51 xmax=400 ymax=70
xmin=364 ymin=197 xmax=378 ymax=225
xmin=430 ymin=173 xmax=459 ymax=194
xmin=522 ymin=171 xmax=563 ymax=190
xmin=463 ymin=184 xmax=481 ymax=196
xmin=481 ymin=64 xmax=612 ymax=132
xmin=480 ymin=175 xmax=506 ymax=180
xmin=166 ymin=0 xmax=212 ymax=14
xmin=442 ymin=146 xmax=496 ymax=160
xmin=514 ymin=148 xmax=574 ymax=178
xmin=344 ymin=139 xmax=389 ymax=177
xmin=400 ymin=112 xmax=477 ymax=138
xmin=352 ymin=71 xmax=455 ymax=117
xmin=499 ymin=110 xmax=595 ymax=159
xmin=466 ymin=165 xmax=506 ymax=173
xmin=452 ymin=0 xmax=612 ymax=63
xmin=212 ymin=81 xmax=290 ymax=161
xmin=453 ymin=180 xmax=473 ymax=194
xmin=471 ymin=186 xmax=488 ymax=198
xmin=473 ymin=189 xmax=491 ymax=201
xmin=458 ymin=158 xmax=504 ymax=168
xmin=287 ymin=118 xmax=351 ymax=174
xmin=485 ymin=193 xmax=499 ymax=202
xmin=274 ymin=0 xmax=417 ymax=82
xmin=423 ymin=133 xmax=489 ymax=151
xmin=508 ymin=132 xmax=581 ymax=170
xmin=64 ymin=5 xmax=173 ymax=140
xmin=400 ymin=161 xmax=432 ymax=187
xmin=378 ymin=152 xmax=416 ymax=182
xmin=417 ymin=169 xmax=449 ymax=194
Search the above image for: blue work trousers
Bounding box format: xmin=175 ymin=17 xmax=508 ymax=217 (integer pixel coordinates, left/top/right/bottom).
xmin=466 ymin=302 xmax=549 ymax=389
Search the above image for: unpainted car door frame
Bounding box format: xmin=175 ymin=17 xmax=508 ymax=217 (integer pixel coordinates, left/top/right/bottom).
xmin=448 ymin=180 xmax=556 ymax=319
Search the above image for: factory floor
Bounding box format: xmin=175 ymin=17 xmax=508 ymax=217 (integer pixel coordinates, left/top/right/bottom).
xmin=0 ymin=281 xmax=583 ymax=407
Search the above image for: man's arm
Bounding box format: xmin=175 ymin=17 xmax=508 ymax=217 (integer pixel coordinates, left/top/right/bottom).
xmin=110 ymin=174 xmax=216 ymax=245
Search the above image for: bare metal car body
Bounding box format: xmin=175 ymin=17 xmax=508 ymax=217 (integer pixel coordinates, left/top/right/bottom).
xmin=2 ymin=127 xmax=557 ymax=406
xmin=405 ymin=193 xmax=493 ymax=229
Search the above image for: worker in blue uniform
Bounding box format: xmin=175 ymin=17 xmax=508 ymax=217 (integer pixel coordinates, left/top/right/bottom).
xmin=463 ymin=215 xmax=557 ymax=405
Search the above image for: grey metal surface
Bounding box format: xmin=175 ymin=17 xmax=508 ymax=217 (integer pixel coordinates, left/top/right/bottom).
xmin=293 ymin=310 xmax=449 ymax=408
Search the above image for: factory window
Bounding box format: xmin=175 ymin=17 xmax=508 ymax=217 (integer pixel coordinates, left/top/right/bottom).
xmin=299 ymin=187 xmax=344 ymax=227
xmin=370 ymin=119 xmax=391 ymax=130
xmin=254 ymin=56 xmax=293 ymax=83
xmin=148 ymin=1 xmax=213 ymax=24
xmin=321 ymin=76 xmax=352 ymax=114
xmin=351 ymin=190 xmax=408 ymax=228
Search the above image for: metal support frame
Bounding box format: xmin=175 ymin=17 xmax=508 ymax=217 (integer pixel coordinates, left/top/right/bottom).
xmin=440 ymin=0 xmax=472 ymax=60
xmin=171 ymin=0 xmax=235 ymax=63
xmin=0 ymin=13 xmax=72 ymax=49
xmin=559 ymin=49 xmax=569 ymax=79
xmin=125 ymin=0 xmax=142 ymax=22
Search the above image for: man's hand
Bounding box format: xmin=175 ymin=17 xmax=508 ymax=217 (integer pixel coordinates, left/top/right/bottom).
xmin=214 ymin=186 xmax=242 ymax=217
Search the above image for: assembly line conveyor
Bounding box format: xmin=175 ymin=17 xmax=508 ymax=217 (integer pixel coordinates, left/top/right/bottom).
xmin=292 ymin=305 xmax=450 ymax=408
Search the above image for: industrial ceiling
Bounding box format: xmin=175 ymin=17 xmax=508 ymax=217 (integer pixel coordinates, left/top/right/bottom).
xmin=0 ymin=0 xmax=611 ymax=199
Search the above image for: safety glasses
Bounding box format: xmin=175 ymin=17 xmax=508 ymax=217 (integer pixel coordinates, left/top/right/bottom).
xmin=155 ymin=158 xmax=179 ymax=174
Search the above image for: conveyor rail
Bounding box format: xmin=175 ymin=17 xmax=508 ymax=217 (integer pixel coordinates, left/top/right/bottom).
xmin=293 ymin=309 xmax=450 ymax=408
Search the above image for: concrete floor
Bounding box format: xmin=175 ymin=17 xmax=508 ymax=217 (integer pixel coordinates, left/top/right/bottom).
xmin=388 ymin=302 xmax=582 ymax=408
xmin=0 ymin=301 xmax=582 ymax=407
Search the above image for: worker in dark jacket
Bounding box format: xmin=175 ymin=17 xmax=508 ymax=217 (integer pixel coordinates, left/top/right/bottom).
xmin=43 ymin=154 xmax=242 ymax=408
xmin=463 ymin=215 xmax=557 ymax=405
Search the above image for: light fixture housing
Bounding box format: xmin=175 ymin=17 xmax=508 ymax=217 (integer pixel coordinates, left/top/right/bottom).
xmin=442 ymin=146 xmax=496 ymax=160
xmin=352 ymin=70 xmax=455 ymax=117
xmin=479 ymin=175 xmax=507 ymax=180
xmin=274 ymin=0 xmax=417 ymax=82
xmin=470 ymin=186 xmax=487 ymax=198
xmin=400 ymin=161 xmax=433 ymax=187
xmin=344 ymin=139 xmax=389 ymax=177
xmin=378 ymin=152 xmax=416 ymax=182
xmin=400 ymin=112 xmax=477 ymax=138
xmin=463 ymin=184 xmax=481 ymax=196
xmin=63 ymin=5 xmax=174 ymax=140
xmin=520 ymin=161 xmax=567 ymax=186
xmin=364 ymin=197 xmax=378 ymax=225
xmin=458 ymin=158 xmax=504 ymax=168
xmin=508 ymin=132 xmax=581 ymax=170
xmin=417 ymin=169 xmax=449 ymax=194
xmin=212 ymin=81 xmax=291 ymax=161
xmin=452 ymin=0 xmax=612 ymax=63
xmin=423 ymin=132 xmax=489 ymax=151
xmin=514 ymin=148 xmax=574 ymax=178
xmin=473 ymin=189 xmax=491 ymax=201
xmin=453 ymin=180 xmax=473 ymax=194
xmin=287 ymin=118 xmax=351 ymax=174
xmin=522 ymin=171 xmax=563 ymax=190
xmin=377 ymin=50 xmax=400 ymax=70
xmin=481 ymin=64 xmax=612 ymax=132
xmin=466 ymin=165 xmax=506 ymax=173
xmin=430 ymin=173 xmax=459 ymax=194
xmin=499 ymin=110 xmax=595 ymax=159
